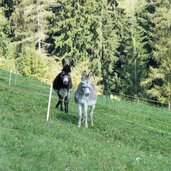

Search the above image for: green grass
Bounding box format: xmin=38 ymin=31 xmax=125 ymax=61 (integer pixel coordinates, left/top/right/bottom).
xmin=0 ymin=68 xmax=171 ymax=171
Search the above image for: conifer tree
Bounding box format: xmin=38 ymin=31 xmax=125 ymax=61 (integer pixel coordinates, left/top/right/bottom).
xmin=10 ymin=0 xmax=55 ymax=53
xmin=115 ymin=7 xmax=149 ymax=98
xmin=0 ymin=0 xmax=15 ymax=19
xmin=99 ymin=0 xmax=119 ymax=96
xmin=0 ymin=5 xmax=11 ymax=58
xmin=141 ymin=0 xmax=171 ymax=107
xmin=51 ymin=0 xmax=95 ymax=61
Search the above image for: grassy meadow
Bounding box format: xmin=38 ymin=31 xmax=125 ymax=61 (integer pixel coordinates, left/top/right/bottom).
xmin=0 ymin=69 xmax=171 ymax=171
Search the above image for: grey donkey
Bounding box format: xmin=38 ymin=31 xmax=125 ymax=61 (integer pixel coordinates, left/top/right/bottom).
xmin=74 ymin=71 xmax=97 ymax=128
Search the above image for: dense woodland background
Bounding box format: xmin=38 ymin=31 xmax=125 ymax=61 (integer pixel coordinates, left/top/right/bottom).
xmin=0 ymin=0 xmax=171 ymax=107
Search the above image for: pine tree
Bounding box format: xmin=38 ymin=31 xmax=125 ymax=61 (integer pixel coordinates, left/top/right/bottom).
xmin=99 ymin=0 xmax=119 ymax=96
xmin=115 ymin=7 xmax=149 ymax=98
xmin=141 ymin=0 xmax=171 ymax=107
xmin=51 ymin=0 xmax=95 ymax=61
xmin=10 ymin=0 xmax=55 ymax=53
xmin=124 ymin=0 xmax=158 ymax=101
xmin=0 ymin=5 xmax=11 ymax=58
xmin=0 ymin=0 xmax=15 ymax=19
xmin=35 ymin=0 xmax=56 ymax=52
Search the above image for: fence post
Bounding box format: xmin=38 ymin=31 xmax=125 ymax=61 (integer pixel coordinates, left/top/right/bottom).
xmin=14 ymin=68 xmax=18 ymax=86
xmin=46 ymin=83 xmax=53 ymax=121
xmin=9 ymin=69 xmax=12 ymax=85
xmin=168 ymin=102 xmax=171 ymax=110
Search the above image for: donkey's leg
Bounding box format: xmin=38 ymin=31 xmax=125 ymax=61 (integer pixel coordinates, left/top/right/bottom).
xmin=64 ymin=96 xmax=69 ymax=113
xmin=56 ymin=92 xmax=62 ymax=109
xmin=59 ymin=92 xmax=64 ymax=111
xmin=60 ymin=99 xmax=64 ymax=111
xmin=90 ymin=105 xmax=95 ymax=127
xmin=56 ymin=99 xmax=61 ymax=108
xmin=84 ymin=105 xmax=88 ymax=128
xmin=56 ymin=99 xmax=63 ymax=111
xmin=78 ymin=104 xmax=82 ymax=128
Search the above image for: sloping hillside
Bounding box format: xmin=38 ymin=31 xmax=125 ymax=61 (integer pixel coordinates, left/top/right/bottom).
xmin=0 ymin=69 xmax=171 ymax=171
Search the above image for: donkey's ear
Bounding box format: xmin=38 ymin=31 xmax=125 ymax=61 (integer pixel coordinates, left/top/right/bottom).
xmin=88 ymin=71 xmax=93 ymax=78
xmin=62 ymin=59 xmax=66 ymax=66
xmin=68 ymin=57 xmax=75 ymax=67
xmin=82 ymin=70 xmax=87 ymax=77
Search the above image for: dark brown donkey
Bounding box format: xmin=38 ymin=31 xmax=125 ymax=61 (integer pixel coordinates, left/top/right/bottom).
xmin=53 ymin=59 xmax=73 ymax=113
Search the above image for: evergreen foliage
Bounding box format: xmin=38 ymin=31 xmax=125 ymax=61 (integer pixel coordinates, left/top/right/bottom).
xmin=141 ymin=0 xmax=171 ymax=106
xmin=0 ymin=11 xmax=9 ymax=58
xmin=0 ymin=0 xmax=170 ymax=106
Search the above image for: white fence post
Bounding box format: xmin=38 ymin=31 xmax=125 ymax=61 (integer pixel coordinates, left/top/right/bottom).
xmin=9 ymin=69 xmax=12 ymax=85
xmin=46 ymin=83 xmax=53 ymax=121
xmin=14 ymin=68 xmax=18 ymax=86
xmin=168 ymin=102 xmax=171 ymax=110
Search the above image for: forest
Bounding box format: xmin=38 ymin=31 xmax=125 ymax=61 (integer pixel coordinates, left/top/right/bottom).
xmin=0 ymin=0 xmax=171 ymax=107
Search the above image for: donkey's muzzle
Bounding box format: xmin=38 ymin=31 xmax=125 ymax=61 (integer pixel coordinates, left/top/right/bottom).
xmin=85 ymin=93 xmax=90 ymax=97
xmin=63 ymin=80 xmax=68 ymax=85
xmin=63 ymin=76 xmax=69 ymax=85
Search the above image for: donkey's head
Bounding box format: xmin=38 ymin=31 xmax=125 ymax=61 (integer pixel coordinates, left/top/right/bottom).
xmin=60 ymin=58 xmax=74 ymax=86
xmin=80 ymin=71 xmax=93 ymax=97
